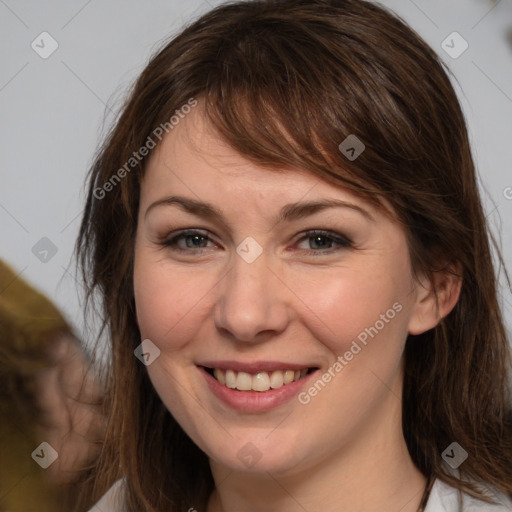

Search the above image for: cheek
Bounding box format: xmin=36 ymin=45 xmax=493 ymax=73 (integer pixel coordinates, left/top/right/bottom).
xmin=288 ymin=259 xmax=412 ymax=357
xmin=133 ymin=252 xmax=211 ymax=350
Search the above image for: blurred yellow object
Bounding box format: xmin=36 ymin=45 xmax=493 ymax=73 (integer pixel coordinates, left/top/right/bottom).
xmin=0 ymin=260 xmax=83 ymax=511
xmin=0 ymin=261 xmax=71 ymax=354
xmin=0 ymin=260 xmax=75 ymax=436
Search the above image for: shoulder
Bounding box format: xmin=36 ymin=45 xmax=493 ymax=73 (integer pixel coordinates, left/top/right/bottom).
xmin=87 ymin=479 xmax=125 ymax=512
xmin=425 ymin=478 xmax=512 ymax=511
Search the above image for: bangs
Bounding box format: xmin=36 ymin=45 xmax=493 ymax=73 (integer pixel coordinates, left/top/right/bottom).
xmin=138 ymin=0 xmax=444 ymax=220
xmin=190 ymin=13 xmax=398 ymax=211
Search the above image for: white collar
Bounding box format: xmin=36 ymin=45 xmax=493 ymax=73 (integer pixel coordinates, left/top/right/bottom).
xmin=89 ymin=477 xmax=512 ymax=512
xmin=425 ymin=478 xmax=512 ymax=511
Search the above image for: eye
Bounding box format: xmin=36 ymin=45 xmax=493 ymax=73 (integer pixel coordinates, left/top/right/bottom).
xmin=161 ymin=229 xmax=217 ymax=253
xmin=294 ymin=230 xmax=353 ymax=255
xmin=159 ymin=228 xmax=353 ymax=256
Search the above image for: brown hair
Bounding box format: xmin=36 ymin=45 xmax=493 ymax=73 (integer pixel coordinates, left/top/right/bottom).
xmin=75 ymin=0 xmax=512 ymax=510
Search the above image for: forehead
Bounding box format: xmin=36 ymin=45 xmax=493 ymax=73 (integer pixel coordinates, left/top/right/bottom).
xmin=143 ymin=104 xmax=371 ymax=209
xmin=146 ymin=105 xmax=308 ymax=181
xmin=140 ymin=103 xmax=393 ymax=224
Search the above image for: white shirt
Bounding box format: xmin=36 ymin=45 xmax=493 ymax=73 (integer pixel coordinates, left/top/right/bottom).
xmin=424 ymin=478 xmax=512 ymax=511
xmin=88 ymin=478 xmax=512 ymax=511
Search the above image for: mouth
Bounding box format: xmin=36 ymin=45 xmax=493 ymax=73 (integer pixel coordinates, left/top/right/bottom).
xmin=201 ymin=366 xmax=317 ymax=392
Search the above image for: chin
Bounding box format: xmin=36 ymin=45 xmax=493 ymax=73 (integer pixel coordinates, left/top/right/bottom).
xmin=204 ymin=434 xmax=311 ymax=476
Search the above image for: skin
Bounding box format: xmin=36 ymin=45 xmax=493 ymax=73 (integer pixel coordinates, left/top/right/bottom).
xmin=133 ymin=104 xmax=461 ymax=512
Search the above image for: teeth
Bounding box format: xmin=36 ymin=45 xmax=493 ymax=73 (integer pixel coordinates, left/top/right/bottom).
xmin=253 ymin=372 xmax=270 ymax=391
xmin=236 ymin=372 xmax=252 ymax=391
xmin=213 ymin=368 xmax=225 ymax=385
xmin=211 ymin=368 xmax=309 ymax=392
xmin=284 ymin=370 xmax=295 ymax=384
xmin=225 ymin=369 xmax=237 ymax=389
xmin=269 ymin=370 xmax=284 ymax=389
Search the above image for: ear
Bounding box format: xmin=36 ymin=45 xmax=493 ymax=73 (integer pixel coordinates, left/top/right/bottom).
xmin=407 ymin=262 xmax=463 ymax=335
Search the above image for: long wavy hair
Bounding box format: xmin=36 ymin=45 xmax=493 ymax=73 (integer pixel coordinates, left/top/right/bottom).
xmin=75 ymin=0 xmax=512 ymax=510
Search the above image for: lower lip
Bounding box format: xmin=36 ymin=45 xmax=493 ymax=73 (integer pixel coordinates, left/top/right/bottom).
xmin=199 ymin=367 xmax=318 ymax=412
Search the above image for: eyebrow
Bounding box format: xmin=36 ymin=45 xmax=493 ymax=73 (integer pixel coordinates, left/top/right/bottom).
xmin=144 ymin=195 xmax=374 ymax=225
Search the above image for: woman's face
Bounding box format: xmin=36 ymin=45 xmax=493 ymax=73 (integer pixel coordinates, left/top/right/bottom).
xmin=133 ymin=105 xmax=429 ymax=476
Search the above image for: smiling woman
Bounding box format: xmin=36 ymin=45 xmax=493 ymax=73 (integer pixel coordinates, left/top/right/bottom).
xmin=75 ymin=1 xmax=512 ymax=511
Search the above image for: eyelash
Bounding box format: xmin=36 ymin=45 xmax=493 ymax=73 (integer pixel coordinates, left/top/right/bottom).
xmin=160 ymin=229 xmax=353 ymax=256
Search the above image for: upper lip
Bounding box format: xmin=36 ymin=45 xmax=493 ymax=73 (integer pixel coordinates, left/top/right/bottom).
xmin=198 ymin=360 xmax=318 ymax=373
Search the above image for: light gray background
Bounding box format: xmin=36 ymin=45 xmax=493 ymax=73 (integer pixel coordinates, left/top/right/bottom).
xmin=1 ymin=0 xmax=511 ymax=347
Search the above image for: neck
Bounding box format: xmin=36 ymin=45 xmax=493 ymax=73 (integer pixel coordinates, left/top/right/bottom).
xmin=207 ymin=373 xmax=427 ymax=512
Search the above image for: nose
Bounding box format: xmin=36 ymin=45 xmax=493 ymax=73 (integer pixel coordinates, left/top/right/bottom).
xmin=213 ymin=251 xmax=290 ymax=343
